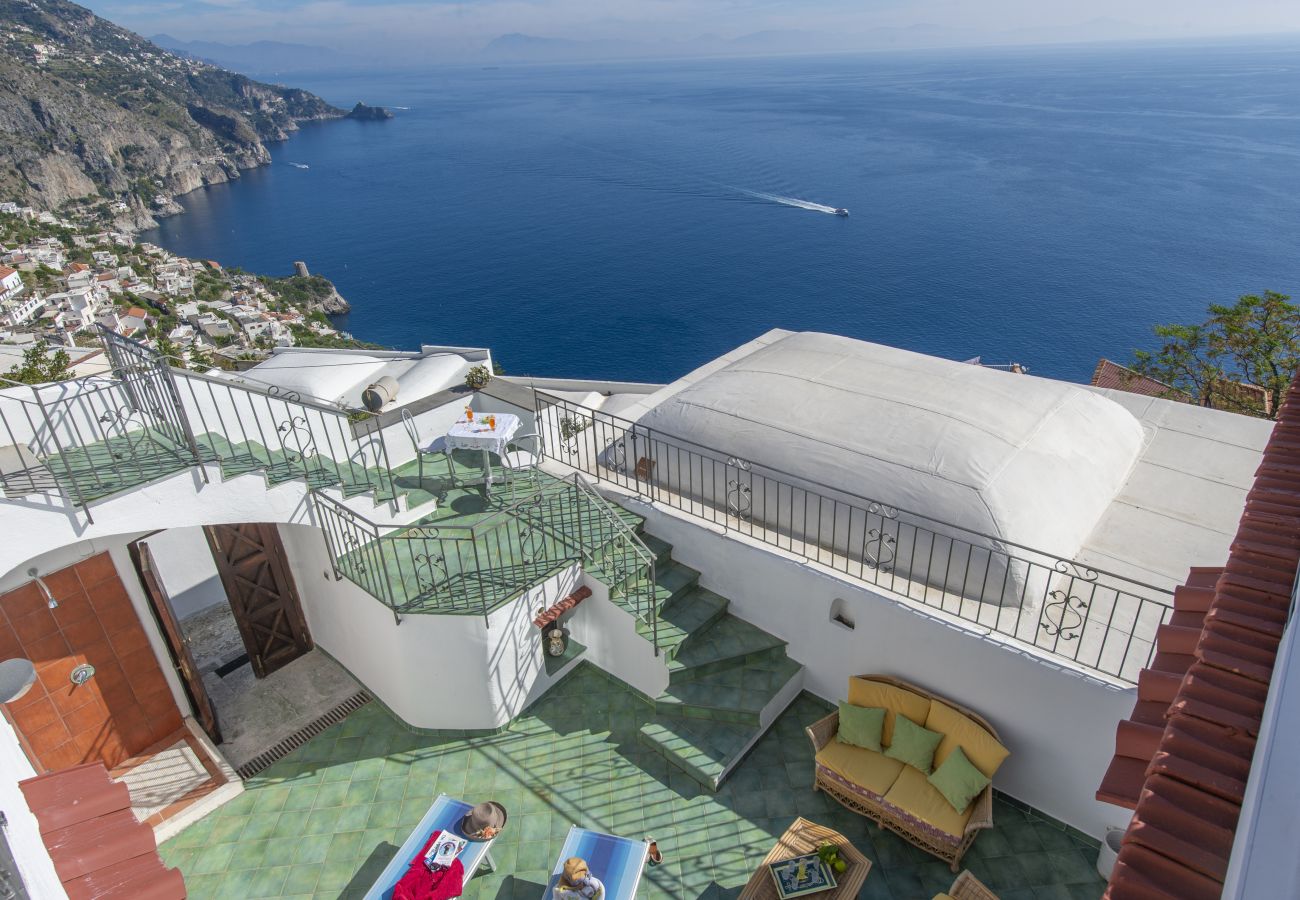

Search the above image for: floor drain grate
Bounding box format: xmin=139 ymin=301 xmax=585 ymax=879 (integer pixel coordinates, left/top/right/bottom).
xmin=214 ymin=653 xmax=250 ymax=678
xmin=235 ymin=690 xmax=373 ymax=780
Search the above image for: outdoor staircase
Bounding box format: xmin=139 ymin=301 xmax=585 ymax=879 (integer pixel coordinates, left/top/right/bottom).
xmin=14 ymin=425 xmax=440 ymax=513
xmin=600 ymin=531 xmax=804 ymax=792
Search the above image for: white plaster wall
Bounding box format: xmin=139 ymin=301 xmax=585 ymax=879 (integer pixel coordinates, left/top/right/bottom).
xmin=143 ymin=527 xmax=224 ymax=620
xmin=628 ymin=500 xmax=1135 ymax=839
xmin=565 ymin=572 xmax=668 ymax=699
xmin=276 ymin=523 xmax=582 ymax=730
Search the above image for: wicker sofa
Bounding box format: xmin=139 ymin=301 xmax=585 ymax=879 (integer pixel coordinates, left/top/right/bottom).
xmin=806 ymin=675 xmax=1009 ymax=871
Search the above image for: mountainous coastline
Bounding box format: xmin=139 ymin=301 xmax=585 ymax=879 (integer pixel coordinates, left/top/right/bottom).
xmin=0 ymin=0 xmax=344 ymax=229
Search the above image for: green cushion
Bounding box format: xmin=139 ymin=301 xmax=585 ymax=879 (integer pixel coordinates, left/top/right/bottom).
xmin=927 ymin=745 xmax=991 ymax=812
xmin=837 ymin=703 xmax=885 ymax=752
xmin=883 ymin=713 xmax=944 ymax=773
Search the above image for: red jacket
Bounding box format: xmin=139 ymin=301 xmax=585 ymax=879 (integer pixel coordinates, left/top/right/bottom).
xmin=393 ymin=829 xmax=466 ymax=900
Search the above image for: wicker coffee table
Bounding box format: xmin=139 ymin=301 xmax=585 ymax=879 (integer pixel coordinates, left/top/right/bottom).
xmin=738 ymin=817 xmax=871 ymax=899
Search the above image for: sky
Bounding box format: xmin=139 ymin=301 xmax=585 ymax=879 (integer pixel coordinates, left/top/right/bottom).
xmin=85 ymin=0 xmax=1300 ymax=64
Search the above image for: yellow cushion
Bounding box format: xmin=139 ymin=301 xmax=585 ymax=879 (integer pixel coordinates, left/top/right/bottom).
xmin=815 ymin=740 xmax=906 ymax=797
xmin=882 ymin=765 xmax=974 ymax=840
xmin=847 ymin=678 xmax=931 ymax=746
xmin=932 ymin=895 xmax=955 ymax=900
xmin=925 ymin=700 xmax=1010 ymax=778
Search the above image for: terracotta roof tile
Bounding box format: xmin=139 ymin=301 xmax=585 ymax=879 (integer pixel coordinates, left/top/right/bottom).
xmin=1091 ymin=359 xmax=1191 ymax=401
xmin=18 ymin=762 xmax=184 ymax=899
xmin=1099 ymin=373 xmax=1300 ymax=899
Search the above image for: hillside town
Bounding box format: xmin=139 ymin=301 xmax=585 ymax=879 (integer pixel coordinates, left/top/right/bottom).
xmin=0 ymin=201 xmax=358 ymax=376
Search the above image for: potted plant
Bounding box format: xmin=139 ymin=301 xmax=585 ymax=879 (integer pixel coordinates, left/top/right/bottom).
xmin=465 ymin=364 xmax=492 ymax=390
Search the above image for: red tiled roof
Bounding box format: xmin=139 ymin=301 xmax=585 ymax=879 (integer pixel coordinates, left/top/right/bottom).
xmin=18 ymin=762 xmax=185 ymax=900
xmin=0 ymin=264 xmax=17 ymax=278
xmin=1098 ymin=372 xmax=1300 ymax=899
xmin=1091 ymin=359 xmax=1191 ymax=402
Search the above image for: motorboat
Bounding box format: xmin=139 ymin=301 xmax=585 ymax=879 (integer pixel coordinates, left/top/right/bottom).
xmin=834 ymin=208 xmax=849 ymax=217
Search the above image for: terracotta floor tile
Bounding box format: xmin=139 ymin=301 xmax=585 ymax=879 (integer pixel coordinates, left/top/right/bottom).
xmin=88 ymin=582 xmax=139 ymax=634
xmin=1 ymin=582 xmax=49 ymax=622
xmin=61 ymin=614 xmax=109 ymax=653
xmin=107 ymin=623 xmax=152 ymax=659
xmin=26 ymin=629 xmax=71 ymax=665
xmin=12 ymin=608 xmax=60 ymax=645
xmin=75 ymin=553 xmax=120 ymax=591
xmin=52 ymin=591 xmax=97 ymax=631
xmin=12 ymin=695 xmax=61 ymax=735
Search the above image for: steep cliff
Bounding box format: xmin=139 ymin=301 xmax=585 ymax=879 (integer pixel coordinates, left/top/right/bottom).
xmin=0 ymin=0 xmax=344 ymax=224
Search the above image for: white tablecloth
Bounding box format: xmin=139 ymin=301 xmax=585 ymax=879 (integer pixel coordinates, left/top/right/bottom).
xmin=445 ymin=413 xmax=520 ymax=457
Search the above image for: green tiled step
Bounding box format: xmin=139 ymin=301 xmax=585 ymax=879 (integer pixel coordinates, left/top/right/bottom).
xmin=667 ymin=614 xmax=787 ymax=683
xmin=194 ymin=432 xmax=416 ymax=508
xmin=639 ymin=533 xmax=673 ymax=568
xmin=654 ymin=655 xmax=803 ymax=726
xmin=610 ymin=559 xmax=699 ymax=621
xmin=636 ymin=717 xmax=757 ymax=792
xmin=635 ymin=586 xmax=729 ymax=661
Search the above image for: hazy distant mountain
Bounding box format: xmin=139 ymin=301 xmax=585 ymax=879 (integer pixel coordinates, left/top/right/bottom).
xmin=481 ymin=26 xmax=990 ymax=63
xmin=1004 ymin=18 xmax=1152 ymax=45
xmin=151 ymin=34 xmax=354 ymax=75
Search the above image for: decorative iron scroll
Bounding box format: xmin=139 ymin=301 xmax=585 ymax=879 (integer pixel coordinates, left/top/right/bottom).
xmin=1040 ymin=588 xmax=1088 ymax=642
xmin=605 ymin=437 xmax=629 ymax=475
xmin=864 ymin=529 xmax=896 ymax=573
xmin=1053 ymin=560 xmax=1100 ymax=582
xmin=340 ymin=532 xmax=365 ymax=576
xmin=413 ymin=550 xmax=448 ymax=594
xmin=726 ymin=457 xmax=753 ymax=521
xmin=557 ymin=415 xmax=589 ymax=457
xmin=867 ymin=501 xmax=899 ymax=520
xmin=276 ymin=415 xmax=317 ymax=465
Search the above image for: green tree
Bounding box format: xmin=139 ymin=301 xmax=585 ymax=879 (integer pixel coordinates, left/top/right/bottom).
xmin=1132 ymin=291 xmax=1300 ymax=419
xmin=3 ymin=344 xmax=74 ymax=385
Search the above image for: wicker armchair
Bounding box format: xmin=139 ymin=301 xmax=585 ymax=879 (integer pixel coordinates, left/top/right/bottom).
xmin=806 ymin=674 xmax=1000 ymax=872
xmin=944 ymin=870 xmax=998 ymax=900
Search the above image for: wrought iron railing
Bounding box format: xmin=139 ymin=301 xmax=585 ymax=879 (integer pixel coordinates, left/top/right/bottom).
xmin=311 ymin=474 xmax=659 ymax=646
xmin=0 ymin=328 xmax=398 ymax=518
xmin=534 ymin=391 xmax=1174 ymax=682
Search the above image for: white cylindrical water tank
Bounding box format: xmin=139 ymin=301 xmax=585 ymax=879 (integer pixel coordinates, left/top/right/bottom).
xmin=362 ymin=375 xmax=400 ymax=412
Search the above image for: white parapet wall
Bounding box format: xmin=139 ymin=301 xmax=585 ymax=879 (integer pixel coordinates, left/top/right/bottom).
xmin=276 ymin=523 xmax=588 ymax=731
xmin=623 ymin=497 xmax=1137 ymax=839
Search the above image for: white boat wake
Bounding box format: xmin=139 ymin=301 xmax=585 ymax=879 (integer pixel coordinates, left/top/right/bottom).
xmin=288 ymin=162 xmax=310 ymax=170
xmin=742 ymin=190 xmax=840 ymax=214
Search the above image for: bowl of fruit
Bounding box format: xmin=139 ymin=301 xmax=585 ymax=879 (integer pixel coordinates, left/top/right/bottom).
xmin=816 ymin=842 xmax=848 ymax=876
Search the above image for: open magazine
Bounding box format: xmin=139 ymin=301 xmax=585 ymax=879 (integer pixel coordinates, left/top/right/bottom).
xmin=424 ymin=833 xmax=467 ymax=871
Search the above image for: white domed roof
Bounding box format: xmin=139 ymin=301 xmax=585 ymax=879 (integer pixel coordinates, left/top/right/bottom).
xmin=636 ymin=332 xmax=1146 ymax=558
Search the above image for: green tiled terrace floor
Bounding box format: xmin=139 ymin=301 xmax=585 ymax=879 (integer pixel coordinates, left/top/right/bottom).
xmin=161 ymin=664 xmax=1106 ymax=900
xmin=339 ymin=464 xmax=646 ymax=616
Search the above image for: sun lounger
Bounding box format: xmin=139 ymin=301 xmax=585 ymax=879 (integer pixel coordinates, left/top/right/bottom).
xmin=363 ymin=793 xmax=498 ymax=900
xmin=543 ymin=826 xmax=649 ymax=900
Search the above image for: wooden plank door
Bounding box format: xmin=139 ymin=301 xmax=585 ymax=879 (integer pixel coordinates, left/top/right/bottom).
xmin=131 ymin=539 xmax=222 ymax=744
xmin=204 ymin=523 xmax=312 ymax=678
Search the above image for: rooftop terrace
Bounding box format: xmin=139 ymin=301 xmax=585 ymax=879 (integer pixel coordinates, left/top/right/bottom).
xmin=159 ymin=663 xmax=1108 ymax=900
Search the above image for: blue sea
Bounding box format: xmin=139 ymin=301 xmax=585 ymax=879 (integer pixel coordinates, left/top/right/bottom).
xmin=143 ymin=42 xmax=1300 ymax=384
